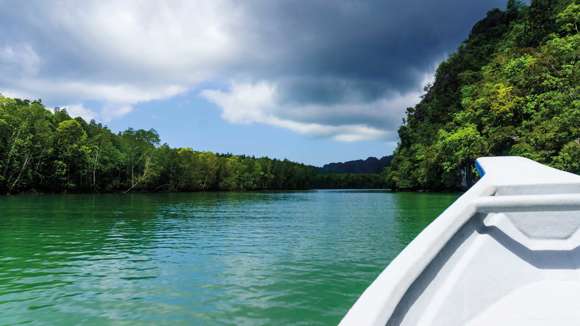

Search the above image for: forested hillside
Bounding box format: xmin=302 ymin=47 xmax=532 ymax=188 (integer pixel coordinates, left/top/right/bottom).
xmin=386 ymin=0 xmax=579 ymax=190
xmin=0 ymin=97 xmax=387 ymax=194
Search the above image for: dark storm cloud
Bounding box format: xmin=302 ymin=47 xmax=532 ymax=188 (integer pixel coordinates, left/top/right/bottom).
xmin=231 ymin=0 xmax=507 ymax=104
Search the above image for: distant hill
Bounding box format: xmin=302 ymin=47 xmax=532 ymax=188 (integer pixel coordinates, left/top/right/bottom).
xmin=320 ymin=156 xmax=393 ymax=174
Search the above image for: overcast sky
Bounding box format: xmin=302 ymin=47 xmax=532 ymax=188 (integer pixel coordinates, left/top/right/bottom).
xmin=0 ymin=0 xmax=507 ymax=165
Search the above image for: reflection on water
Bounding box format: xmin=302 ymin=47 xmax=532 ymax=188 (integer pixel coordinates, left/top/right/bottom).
xmin=0 ymin=191 xmax=458 ymax=325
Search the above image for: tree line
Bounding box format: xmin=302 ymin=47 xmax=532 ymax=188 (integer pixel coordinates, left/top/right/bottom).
xmin=0 ymin=96 xmax=386 ymax=194
xmin=386 ymin=0 xmax=579 ymax=190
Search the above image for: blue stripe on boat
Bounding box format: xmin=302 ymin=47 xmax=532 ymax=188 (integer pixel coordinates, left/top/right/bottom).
xmin=475 ymin=160 xmax=485 ymax=177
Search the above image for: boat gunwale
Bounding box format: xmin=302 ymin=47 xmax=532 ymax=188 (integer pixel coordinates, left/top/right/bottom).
xmin=339 ymin=156 xmax=580 ymax=326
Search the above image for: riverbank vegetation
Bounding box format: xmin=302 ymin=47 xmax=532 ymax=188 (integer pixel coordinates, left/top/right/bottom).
xmin=386 ymin=0 xmax=579 ymax=190
xmin=0 ymin=96 xmax=386 ymax=194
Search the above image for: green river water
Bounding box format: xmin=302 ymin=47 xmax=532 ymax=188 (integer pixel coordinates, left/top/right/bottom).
xmin=0 ymin=190 xmax=458 ymax=325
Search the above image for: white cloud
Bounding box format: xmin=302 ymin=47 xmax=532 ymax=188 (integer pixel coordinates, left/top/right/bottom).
xmin=53 ymin=103 xmax=133 ymax=122
xmin=201 ymin=80 xmax=425 ymax=142
xmin=202 ymin=82 xmax=277 ymax=125
xmin=101 ymin=105 xmax=134 ymax=122
xmin=64 ymin=104 xmax=98 ymax=121
xmin=0 ymin=0 xmax=241 ymax=119
xmin=47 ymin=0 xmax=239 ymax=78
xmin=0 ymin=44 xmax=40 ymax=77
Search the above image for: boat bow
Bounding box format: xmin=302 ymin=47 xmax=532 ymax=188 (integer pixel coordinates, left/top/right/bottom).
xmin=340 ymin=156 xmax=580 ymax=326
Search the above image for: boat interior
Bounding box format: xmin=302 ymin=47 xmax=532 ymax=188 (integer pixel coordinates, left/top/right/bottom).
xmin=388 ymin=183 xmax=580 ymax=325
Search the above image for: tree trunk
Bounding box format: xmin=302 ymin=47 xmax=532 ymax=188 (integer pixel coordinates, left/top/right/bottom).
xmin=92 ymin=147 xmax=100 ymax=189
xmin=9 ymin=154 xmax=30 ymax=193
xmin=130 ymin=155 xmax=135 ymax=188
xmin=3 ymin=128 xmax=22 ymax=178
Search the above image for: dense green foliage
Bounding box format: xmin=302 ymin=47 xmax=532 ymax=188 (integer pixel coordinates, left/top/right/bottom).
xmin=314 ymin=173 xmax=388 ymax=189
xmin=387 ymin=0 xmax=579 ymax=190
xmin=0 ymin=97 xmax=386 ymax=194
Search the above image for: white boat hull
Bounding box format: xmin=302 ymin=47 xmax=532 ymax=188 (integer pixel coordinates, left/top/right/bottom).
xmin=340 ymin=156 xmax=580 ymax=326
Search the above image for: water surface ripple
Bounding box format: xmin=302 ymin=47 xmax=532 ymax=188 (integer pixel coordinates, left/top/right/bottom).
xmin=0 ymin=190 xmax=457 ymax=325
